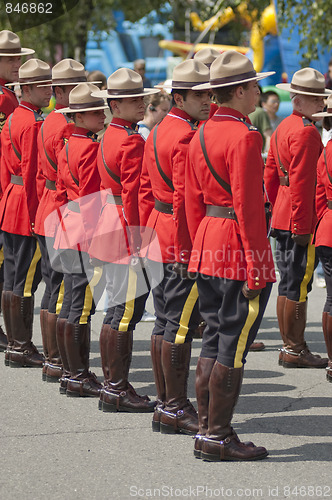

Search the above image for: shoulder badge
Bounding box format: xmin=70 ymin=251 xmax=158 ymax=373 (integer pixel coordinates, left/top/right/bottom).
xmin=63 ymin=137 xmax=69 ymax=146
xmin=302 ymin=116 xmax=313 ymax=127
xmin=241 ymin=119 xmax=258 ymax=131
xmin=33 ymin=110 xmax=44 ymax=122
xmin=0 ymin=88 xmax=4 ymax=95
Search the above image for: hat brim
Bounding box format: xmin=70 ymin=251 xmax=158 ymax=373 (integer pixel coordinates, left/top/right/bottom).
xmin=154 ymin=82 xmax=209 ymax=90
xmin=276 ymin=83 xmax=332 ymax=97
xmin=37 ymin=80 xmax=102 ymax=87
xmin=193 ymin=71 xmax=276 ymax=90
xmin=312 ymin=110 xmax=332 ymax=118
xmin=0 ymin=47 xmax=35 ymax=56
xmin=8 ymin=79 xmax=52 ymax=86
xmin=55 ymin=104 xmax=108 ymax=113
xmin=91 ymin=88 xmax=160 ymax=99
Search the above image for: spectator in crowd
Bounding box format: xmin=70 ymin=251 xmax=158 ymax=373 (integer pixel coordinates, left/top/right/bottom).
xmin=261 ymin=90 xmax=283 ymax=131
xmin=249 ymin=85 xmax=273 ymax=153
xmin=134 ymin=59 xmax=152 ymax=87
xmin=138 ymin=91 xmax=171 ymax=141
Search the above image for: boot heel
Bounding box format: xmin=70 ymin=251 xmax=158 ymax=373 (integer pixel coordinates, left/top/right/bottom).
xmin=152 ymin=420 xmax=160 ymax=432
xmin=160 ymin=422 xmax=177 ymax=434
xmin=66 ymin=389 xmax=81 ymax=397
xmin=98 ymin=399 xmax=103 ymax=410
xmin=59 ymin=386 xmax=67 ymax=395
xmin=4 ymin=357 xmax=10 ymax=366
xmin=42 ymin=371 xmax=47 ymax=381
xmin=46 ymin=374 xmax=60 ymax=383
xmin=102 ymin=401 xmax=118 ymax=412
xmin=193 ymin=449 xmax=202 ymax=459
xmin=9 ymin=359 xmax=24 ymax=368
xmin=282 ymin=360 xmax=298 ymax=368
xmin=201 ymin=451 xmax=219 ymax=462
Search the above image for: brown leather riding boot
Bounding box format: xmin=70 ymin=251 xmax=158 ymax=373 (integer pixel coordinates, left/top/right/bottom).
xmin=9 ymin=294 xmax=44 ymax=368
xmin=40 ymin=309 xmax=49 ymax=380
xmin=160 ymin=340 xmax=198 ymax=435
xmin=56 ymin=317 xmax=70 ymax=394
xmin=101 ymin=327 xmax=155 ymax=413
xmin=277 ymin=295 xmax=287 ymax=365
xmin=1 ymin=290 xmax=12 ymax=361
xmin=201 ymin=362 xmax=268 ymax=461
xmin=323 ymin=312 xmax=332 ymax=382
xmin=151 ymin=334 xmax=166 ymax=431
xmin=248 ymin=341 xmax=265 ymax=351
xmin=65 ymin=322 xmax=102 ymax=398
xmin=45 ymin=312 xmax=63 ymax=382
xmin=194 ymin=357 xmax=216 ymax=457
xmin=282 ymin=299 xmax=328 ymax=368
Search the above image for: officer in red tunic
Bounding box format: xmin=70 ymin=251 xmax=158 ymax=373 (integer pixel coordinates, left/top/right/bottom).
xmin=35 ymin=59 xmax=96 ymax=383
xmin=312 ymin=94 xmax=332 ymax=382
xmin=89 ymin=68 xmax=160 ymax=412
xmin=264 ymin=68 xmax=331 ymax=368
xmin=139 ymin=59 xmax=212 ymax=434
xmin=54 ymin=83 xmax=107 ymax=397
xmin=186 ymin=50 xmax=276 ymax=461
xmin=0 ymin=59 xmax=52 ymax=368
xmin=0 ymin=30 xmax=35 ymax=352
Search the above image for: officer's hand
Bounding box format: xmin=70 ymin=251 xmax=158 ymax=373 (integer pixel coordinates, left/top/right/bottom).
xmin=291 ymin=233 xmax=311 ymax=247
xmin=172 ymin=262 xmax=196 ymax=280
xmin=269 ymin=227 xmax=277 ymax=238
xmin=242 ymin=281 xmax=262 ymax=300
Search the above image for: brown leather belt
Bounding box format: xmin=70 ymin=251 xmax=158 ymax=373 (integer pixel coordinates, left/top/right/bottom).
xmin=11 ymin=174 xmax=23 ymax=186
xmin=154 ymin=198 xmax=173 ymax=214
xmin=68 ymin=200 xmax=80 ymax=213
xmin=106 ymin=194 xmax=123 ymax=205
xmin=328 ymin=200 xmax=332 ymax=209
xmin=206 ymin=205 xmax=237 ymax=221
xmin=45 ymin=179 xmax=56 ymax=190
xmin=279 ymin=176 xmax=289 ymax=186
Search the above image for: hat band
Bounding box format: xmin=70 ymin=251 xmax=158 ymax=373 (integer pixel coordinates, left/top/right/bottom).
xmin=210 ymin=70 xmax=257 ymax=86
xmin=52 ymin=76 xmax=87 ymax=84
xmin=291 ymin=83 xmax=326 ymax=94
xmin=108 ymin=87 xmax=144 ymax=96
xmin=327 ymin=107 xmax=332 ymax=113
xmin=19 ymin=74 xmax=52 ymax=83
xmin=0 ymin=47 xmax=22 ymax=54
xmin=70 ymin=99 xmax=105 ymax=110
xmin=172 ymin=80 xmax=208 ymax=88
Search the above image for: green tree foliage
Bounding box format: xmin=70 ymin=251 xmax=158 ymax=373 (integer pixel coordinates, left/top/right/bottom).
xmin=277 ymin=0 xmax=332 ymax=64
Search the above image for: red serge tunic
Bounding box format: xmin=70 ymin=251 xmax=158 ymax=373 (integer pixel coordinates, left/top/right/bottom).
xmin=54 ymin=127 xmax=101 ymax=253
xmin=314 ymin=141 xmax=332 ymax=247
xmin=34 ymin=105 xmax=75 ymax=237
xmin=0 ymin=78 xmax=19 ymax=135
xmin=264 ymin=111 xmax=322 ymax=235
xmin=88 ymin=118 xmax=145 ymax=264
xmin=139 ymin=107 xmax=199 ymax=264
xmin=186 ymin=107 xmax=276 ymax=290
xmin=0 ymin=101 xmax=44 ymax=236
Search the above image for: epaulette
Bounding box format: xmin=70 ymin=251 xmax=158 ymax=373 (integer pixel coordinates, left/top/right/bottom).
xmin=302 ymin=116 xmax=313 ymax=127
xmin=123 ymin=125 xmax=138 ymax=136
xmin=241 ymin=119 xmax=258 ymax=131
xmin=33 ymin=110 xmax=44 ymax=122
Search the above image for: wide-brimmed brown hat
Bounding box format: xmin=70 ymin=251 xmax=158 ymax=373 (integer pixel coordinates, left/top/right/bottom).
xmin=56 ymin=83 xmax=108 ymax=113
xmin=194 ymin=48 xmax=220 ymax=68
xmin=8 ymin=58 xmax=52 ymax=86
xmin=193 ymin=50 xmax=275 ymax=90
xmin=155 ymin=59 xmax=209 ymax=90
xmin=38 ymin=58 xmax=100 ymax=87
xmin=276 ymin=68 xmax=331 ymax=97
xmin=91 ymin=68 xmax=160 ymax=99
xmin=313 ymin=94 xmax=332 ymax=118
xmin=0 ymin=30 xmax=34 ymax=57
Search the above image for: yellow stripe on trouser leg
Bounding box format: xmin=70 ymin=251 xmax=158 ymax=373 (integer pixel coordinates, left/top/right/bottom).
xmin=174 ymin=282 xmax=199 ymax=344
xmin=79 ymin=266 xmax=103 ymax=324
xmin=118 ymin=267 xmax=137 ymax=332
xmin=299 ymin=240 xmax=315 ymax=303
xmin=0 ymin=247 xmax=4 ymax=269
xmin=234 ymin=295 xmax=260 ymax=368
xmin=23 ymin=243 xmax=42 ymax=297
xmin=55 ymin=280 xmax=65 ymax=315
